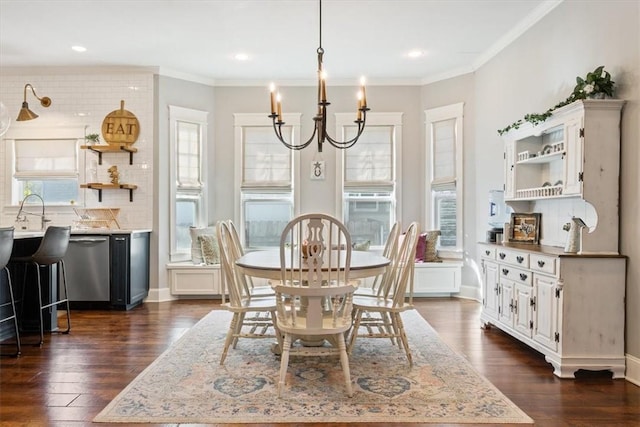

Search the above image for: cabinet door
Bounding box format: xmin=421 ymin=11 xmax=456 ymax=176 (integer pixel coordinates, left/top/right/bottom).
xmin=482 ymin=260 xmax=499 ymax=321
xmin=504 ymin=141 xmax=515 ymax=199
xmin=498 ymin=279 xmax=514 ymax=327
xmin=514 ymin=283 xmax=533 ymax=337
xmin=533 ymin=274 xmax=558 ymax=351
xmin=563 ymin=116 xmax=583 ymax=196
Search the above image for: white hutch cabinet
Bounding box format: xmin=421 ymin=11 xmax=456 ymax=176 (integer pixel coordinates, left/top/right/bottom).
xmin=479 ymin=100 xmax=626 ymax=378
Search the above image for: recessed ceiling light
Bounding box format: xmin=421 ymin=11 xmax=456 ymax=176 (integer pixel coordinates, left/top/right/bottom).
xmin=234 ymin=53 xmax=250 ymax=61
xmin=71 ymin=45 xmax=87 ymax=53
xmin=407 ymin=50 xmax=425 ymax=59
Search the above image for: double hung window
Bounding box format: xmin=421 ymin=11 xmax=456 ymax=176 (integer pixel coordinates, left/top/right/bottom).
xmin=169 ymin=106 xmax=208 ymax=261
xmin=336 ymin=112 xmax=402 ymax=248
xmin=425 ymin=103 xmax=463 ymax=256
xmin=234 ymin=113 xmax=300 ymax=250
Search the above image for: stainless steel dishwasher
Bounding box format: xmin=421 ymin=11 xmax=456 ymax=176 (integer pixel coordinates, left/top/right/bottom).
xmin=64 ymin=235 xmax=110 ymax=306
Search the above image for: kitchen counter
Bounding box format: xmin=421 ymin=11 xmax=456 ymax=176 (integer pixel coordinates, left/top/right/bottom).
xmin=13 ymin=228 xmax=151 ymax=238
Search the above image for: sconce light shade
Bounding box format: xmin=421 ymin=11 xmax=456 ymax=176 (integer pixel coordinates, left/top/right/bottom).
xmin=16 ymin=84 xmax=51 ymax=121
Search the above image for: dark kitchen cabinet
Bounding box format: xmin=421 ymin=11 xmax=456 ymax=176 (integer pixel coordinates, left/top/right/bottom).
xmin=110 ymin=231 xmax=149 ymax=310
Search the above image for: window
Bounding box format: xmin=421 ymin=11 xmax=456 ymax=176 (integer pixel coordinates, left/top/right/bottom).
xmin=10 ymin=137 xmax=79 ymax=205
xmin=234 ymin=113 xmax=300 ymax=250
xmin=336 ymin=112 xmax=402 ymax=248
xmin=425 ymin=103 xmax=463 ymax=256
xmin=169 ymin=106 xmax=208 ymax=261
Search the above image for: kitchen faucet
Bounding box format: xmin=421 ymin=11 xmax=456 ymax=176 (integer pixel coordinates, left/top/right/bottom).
xmin=15 ymin=193 xmax=48 ymax=231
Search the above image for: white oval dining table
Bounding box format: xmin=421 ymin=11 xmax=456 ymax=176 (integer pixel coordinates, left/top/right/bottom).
xmin=235 ymin=249 xmax=390 ymax=281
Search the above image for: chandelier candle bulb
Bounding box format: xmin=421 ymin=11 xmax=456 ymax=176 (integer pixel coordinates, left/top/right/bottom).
xmin=357 ymin=92 xmax=363 ymax=120
xmin=321 ymin=76 xmax=327 ymax=102
xmin=360 ymin=77 xmax=367 ymax=107
xmin=269 ymin=83 xmax=276 ymax=115
xmin=276 ymin=93 xmax=282 ymax=123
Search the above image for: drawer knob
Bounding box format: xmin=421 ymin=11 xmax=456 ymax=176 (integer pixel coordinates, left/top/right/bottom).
xmin=519 ymin=273 xmax=528 ymax=281
xmin=537 ymin=260 xmax=546 ymax=268
xmin=516 ymin=256 xmax=524 ymax=263
xmin=499 ymin=252 xmax=506 ymax=260
xmin=485 ymin=250 xmax=490 ymax=256
xmin=502 ymin=268 xmax=509 ymax=276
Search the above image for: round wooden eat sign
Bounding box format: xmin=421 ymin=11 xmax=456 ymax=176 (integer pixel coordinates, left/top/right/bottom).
xmin=101 ymin=100 xmax=140 ymax=145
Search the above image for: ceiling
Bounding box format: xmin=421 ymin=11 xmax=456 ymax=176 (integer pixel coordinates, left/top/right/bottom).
xmin=0 ymin=0 xmax=559 ymax=86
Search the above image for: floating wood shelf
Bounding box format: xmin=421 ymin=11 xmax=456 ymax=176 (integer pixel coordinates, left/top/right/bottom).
xmin=81 ymin=183 xmax=138 ymax=202
xmin=80 ymin=144 xmax=138 ymax=165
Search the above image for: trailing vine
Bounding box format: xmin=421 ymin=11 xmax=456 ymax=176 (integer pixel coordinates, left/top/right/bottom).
xmin=498 ymin=66 xmax=615 ymax=136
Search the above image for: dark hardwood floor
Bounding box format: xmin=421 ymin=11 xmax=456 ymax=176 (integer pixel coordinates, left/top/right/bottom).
xmin=0 ymin=298 xmax=638 ymax=426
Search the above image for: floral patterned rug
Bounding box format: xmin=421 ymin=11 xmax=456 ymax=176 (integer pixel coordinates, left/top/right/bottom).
xmin=94 ymin=309 xmax=533 ymax=424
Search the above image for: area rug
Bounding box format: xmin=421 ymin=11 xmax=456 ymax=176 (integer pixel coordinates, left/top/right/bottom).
xmin=94 ymin=309 xmax=533 ymax=424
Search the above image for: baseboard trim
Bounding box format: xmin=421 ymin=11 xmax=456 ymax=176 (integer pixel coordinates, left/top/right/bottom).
xmin=146 ymin=287 xmax=175 ymax=303
xmin=625 ymin=353 xmax=640 ymax=386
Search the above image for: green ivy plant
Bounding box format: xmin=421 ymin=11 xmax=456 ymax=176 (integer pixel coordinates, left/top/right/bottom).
xmin=498 ymin=66 xmax=615 ymax=135
xmin=85 ymin=133 xmax=100 ymax=144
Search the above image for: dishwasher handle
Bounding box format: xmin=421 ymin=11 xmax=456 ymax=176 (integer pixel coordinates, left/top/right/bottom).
xmin=69 ymin=237 xmax=110 ymax=243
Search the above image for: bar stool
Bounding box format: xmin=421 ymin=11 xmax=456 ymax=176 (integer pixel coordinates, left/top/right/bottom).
xmin=12 ymin=226 xmax=71 ymax=347
xmin=0 ymin=227 xmax=21 ymax=356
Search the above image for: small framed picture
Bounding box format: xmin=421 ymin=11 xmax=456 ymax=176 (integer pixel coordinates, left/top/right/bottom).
xmin=509 ymin=212 xmax=541 ymax=244
xmin=310 ymin=160 xmax=325 ymax=180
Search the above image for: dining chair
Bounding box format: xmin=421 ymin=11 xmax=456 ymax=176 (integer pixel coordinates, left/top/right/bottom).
xmin=0 ymin=227 xmax=21 ymax=356
xmin=354 ymin=221 xmax=400 ymax=298
xmin=347 ymin=221 xmax=419 ymax=366
xmin=227 ymin=220 xmax=273 ymax=297
xmin=216 ymin=221 xmax=281 ymax=365
xmin=273 ymin=213 xmax=356 ymax=397
xmin=12 ymin=226 xmax=71 ymax=347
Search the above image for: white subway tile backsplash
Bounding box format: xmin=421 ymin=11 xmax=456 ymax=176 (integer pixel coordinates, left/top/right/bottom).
xmin=0 ymin=70 xmax=154 ymax=230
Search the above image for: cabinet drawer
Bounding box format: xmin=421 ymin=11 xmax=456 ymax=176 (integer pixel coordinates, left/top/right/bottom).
xmin=499 ymin=265 xmax=532 ymax=285
xmin=496 ymin=248 xmax=529 ymax=268
xmin=480 ymin=245 xmax=496 ymax=259
xmin=530 ymin=254 xmax=557 ymax=275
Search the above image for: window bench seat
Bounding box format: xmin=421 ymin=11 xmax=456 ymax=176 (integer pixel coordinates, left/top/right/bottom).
xmin=412 ymin=259 xmax=463 ymax=296
xmin=167 ymin=262 xmax=222 ymax=296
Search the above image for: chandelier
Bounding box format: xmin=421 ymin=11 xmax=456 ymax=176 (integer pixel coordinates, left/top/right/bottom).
xmin=268 ymin=0 xmax=369 ymax=152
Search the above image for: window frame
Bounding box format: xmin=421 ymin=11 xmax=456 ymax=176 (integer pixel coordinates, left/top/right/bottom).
xmin=424 ymin=102 xmax=464 ymax=258
xmin=234 ymin=113 xmax=301 ymax=250
xmin=335 ymin=112 xmax=403 ymax=249
xmin=168 ymin=105 xmax=209 ymax=262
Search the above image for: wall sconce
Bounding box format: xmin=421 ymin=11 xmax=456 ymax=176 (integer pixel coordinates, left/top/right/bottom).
xmin=17 ymin=84 xmax=52 ymax=121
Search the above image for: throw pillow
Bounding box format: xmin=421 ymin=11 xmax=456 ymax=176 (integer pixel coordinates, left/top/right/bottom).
xmin=352 ymin=240 xmax=371 ymax=251
xmin=416 ymin=230 xmax=442 ymax=263
xmin=198 ymin=234 xmax=220 ymax=265
xmin=189 ymin=226 xmax=216 ymax=264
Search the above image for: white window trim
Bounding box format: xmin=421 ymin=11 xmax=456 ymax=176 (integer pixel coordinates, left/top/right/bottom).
xmin=335 ymin=112 xmax=403 ymax=244
xmin=424 ymin=102 xmax=464 ymax=257
xmin=169 ymin=105 xmax=209 ymax=262
xmin=233 ymin=113 xmax=301 ymax=244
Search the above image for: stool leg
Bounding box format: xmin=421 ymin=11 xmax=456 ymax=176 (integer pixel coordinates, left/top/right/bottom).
xmin=58 ymin=260 xmax=70 ymax=334
xmin=35 ymin=263 xmax=44 ymax=347
xmin=2 ymin=266 xmax=21 ymax=357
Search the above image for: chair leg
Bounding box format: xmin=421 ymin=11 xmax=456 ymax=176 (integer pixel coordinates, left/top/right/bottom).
xmin=336 ymin=333 xmax=353 ymax=397
xmin=270 ymin=310 xmax=284 ymax=354
xmin=35 ymin=264 xmax=44 ymax=347
xmin=393 ymin=313 xmax=412 ymax=367
xmin=232 ymin=312 xmax=246 ymax=348
xmin=2 ymin=266 xmax=21 ymax=357
xmin=347 ymin=308 xmax=362 ymax=355
xmin=278 ymin=333 xmax=292 ymax=398
xmin=58 ymin=260 xmax=71 ymax=334
xmin=220 ymin=312 xmax=239 ymax=365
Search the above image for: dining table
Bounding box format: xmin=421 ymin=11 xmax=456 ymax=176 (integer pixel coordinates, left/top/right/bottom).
xmin=235 ymin=248 xmax=390 ymax=349
xmin=235 ymin=248 xmax=390 ymax=282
